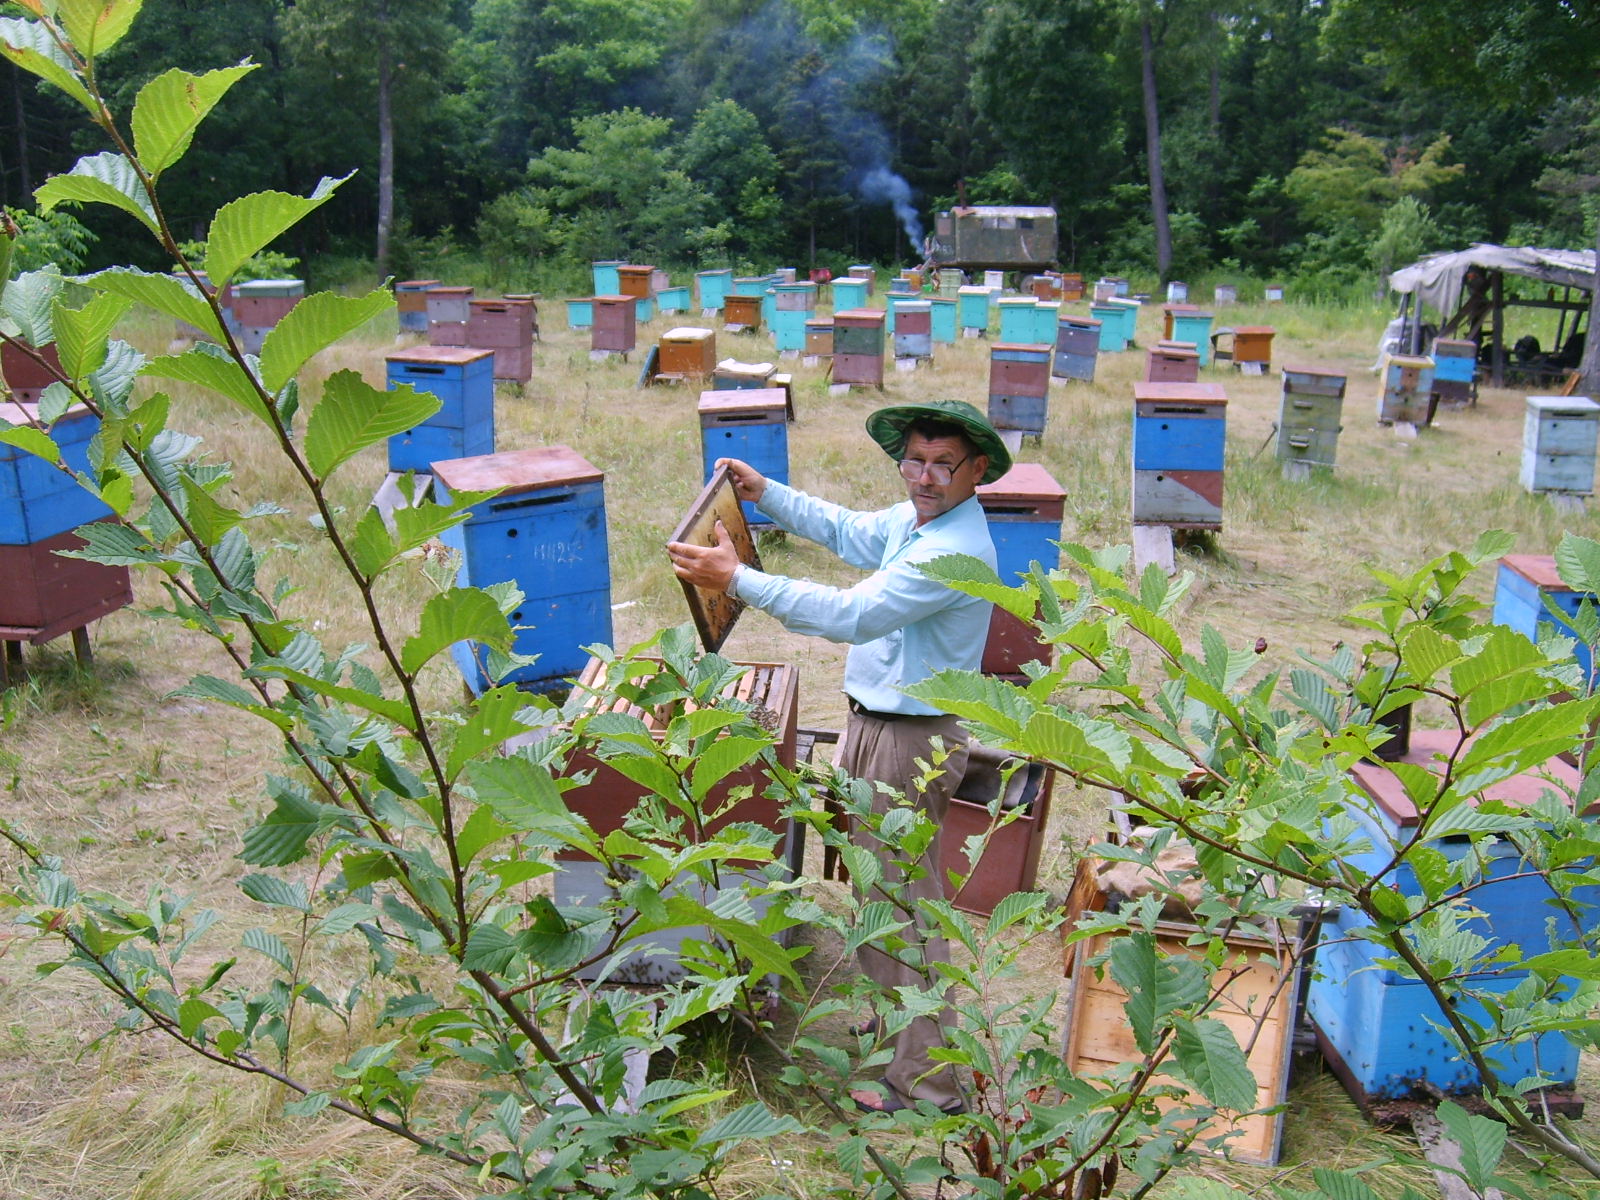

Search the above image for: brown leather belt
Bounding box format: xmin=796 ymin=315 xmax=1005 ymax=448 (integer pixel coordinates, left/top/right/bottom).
xmin=847 ymin=695 xmax=919 ymax=722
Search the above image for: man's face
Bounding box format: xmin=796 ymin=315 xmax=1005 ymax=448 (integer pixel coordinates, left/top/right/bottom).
xmin=898 ymin=430 xmax=987 ymax=525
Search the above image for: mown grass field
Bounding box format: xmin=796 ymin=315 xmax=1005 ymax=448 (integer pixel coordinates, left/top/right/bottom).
xmin=2 ymin=283 xmax=1597 ymax=1199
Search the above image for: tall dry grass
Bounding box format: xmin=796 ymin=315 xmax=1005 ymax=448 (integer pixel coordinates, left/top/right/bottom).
xmin=2 ymin=289 xmax=1598 ymax=1197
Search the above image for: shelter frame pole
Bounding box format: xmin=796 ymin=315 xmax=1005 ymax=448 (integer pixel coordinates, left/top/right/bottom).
xmin=1492 ymin=271 xmax=1505 ymax=388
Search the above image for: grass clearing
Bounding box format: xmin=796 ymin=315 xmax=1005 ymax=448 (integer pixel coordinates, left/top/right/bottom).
xmin=3 ymin=291 xmax=1598 ymax=1197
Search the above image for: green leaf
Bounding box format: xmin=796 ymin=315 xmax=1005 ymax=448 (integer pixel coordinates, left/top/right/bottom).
xmin=1309 ymin=1168 xmax=1381 ymax=1200
xmin=59 ymin=0 xmax=144 ymax=61
xmin=282 ymin=1092 xmax=330 ymax=1118
xmin=1554 ymin=534 xmax=1600 ymax=596
xmin=86 ymin=268 xmax=224 ymax=343
xmin=177 ymin=473 xmax=242 ymax=544
xmin=35 ymin=150 xmax=158 ymax=234
xmin=917 ymin=552 xmax=1038 ymax=621
xmin=177 ymin=997 xmax=224 ymax=1040
xmin=241 ymin=928 xmax=293 ymax=971
xmin=1434 ymin=1100 xmax=1506 ymax=1192
xmin=132 ymin=62 xmax=254 ymax=179
xmin=455 ymin=805 xmax=513 ymax=868
xmin=239 ymin=874 xmax=309 ymax=912
xmin=4 ymin=267 xmax=64 ymax=346
xmin=142 ymin=344 xmax=271 ymax=423
xmin=304 ymin=371 xmax=439 ymax=480
xmin=57 ymin=520 xmax=156 ymax=565
xmin=0 ymin=16 xmax=96 ymax=114
xmin=349 ymin=506 xmax=399 ymax=580
xmin=1108 ymin=931 xmax=1208 ymax=1054
xmin=204 ymin=175 xmax=350 ymax=286
xmin=447 ymin=686 xmax=531 ymax=781
xmin=1521 ymin=949 xmax=1600 ymax=979
xmin=700 ymin=1102 xmax=803 ymax=1144
xmin=240 ymin=787 xmax=324 ymax=866
xmin=401 ymin=587 xmax=513 ymax=676
xmin=690 ymin=736 xmax=768 ymax=803
xmin=462 ymin=922 xmax=518 ymax=973
xmin=51 ymin=291 xmax=130 ymax=379
xmin=1171 ymin=1017 xmax=1257 ymax=1111
xmin=468 ymin=757 xmax=589 ymax=842
xmin=1398 ymin=623 xmax=1461 ymax=686
xmin=260 ymin=289 xmax=394 ymax=394
xmin=0 ymin=424 xmax=62 ymax=467
xmin=657 ymin=977 xmax=744 ymax=1033
xmin=244 ymin=663 xmax=416 ymax=731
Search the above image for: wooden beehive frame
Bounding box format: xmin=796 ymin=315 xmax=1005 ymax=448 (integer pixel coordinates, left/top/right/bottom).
xmin=668 ymin=464 xmax=762 ymax=652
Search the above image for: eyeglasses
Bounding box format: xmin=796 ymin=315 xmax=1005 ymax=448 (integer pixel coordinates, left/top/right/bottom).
xmin=897 ymin=454 xmax=969 ymax=486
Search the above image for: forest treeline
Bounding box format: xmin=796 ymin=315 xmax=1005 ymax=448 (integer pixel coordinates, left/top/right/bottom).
xmin=1 ymin=0 xmax=1595 ymax=292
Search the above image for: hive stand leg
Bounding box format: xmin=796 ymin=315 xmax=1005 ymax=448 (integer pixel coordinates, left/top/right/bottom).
xmin=1282 ymin=460 xmax=1312 ymax=483
xmin=70 ymin=626 xmax=93 ymax=668
xmin=1550 ymin=493 xmax=1587 ymax=516
xmin=3 ymin=640 xmax=23 ymax=688
xmin=1131 ymin=525 xmax=1176 ymax=576
xmin=998 ymin=430 xmax=1024 ymax=455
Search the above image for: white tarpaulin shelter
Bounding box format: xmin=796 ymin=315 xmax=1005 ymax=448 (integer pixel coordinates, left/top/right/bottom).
xmin=1389 ymin=244 xmax=1595 ymax=317
xmin=1385 ymin=243 xmax=1595 ymax=386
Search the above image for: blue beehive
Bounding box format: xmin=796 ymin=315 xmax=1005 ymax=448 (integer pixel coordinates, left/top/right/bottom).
xmin=1132 ymin=382 xmax=1228 ymax=527
xmin=699 ymin=389 xmax=788 ymax=527
xmin=1306 ymin=729 xmax=1597 ymax=1099
xmin=1492 ymin=554 xmax=1598 ymax=685
xmin=0 ymin=400 xmax=113 ymax=544
xmin=1377 ymin=353 xmax=1436 ymax=424
xmin=928 ymin=296 xmax=957 ymax=343
xmin=1171 ymin=311 xmax=1214 ymax=366
xmin=565 ymin=298 xmax=594 ymax=330
xmin=1103 ymin=297 xmax=1139 ymax=350
xmin=394 ymin=279 xmax=438 ymax=333
xmin=1053 ymin=315 xmax=1100 ymax=381
xmin=832 ymin=277 xmax=869 ymax=312
xmin=385 ymin=347 xmax=495 ymax=474
xmin=771 ymin=283 xmax=815 ymax=353
xmin=657 ymin=285 xmax=691 ymax=314
xmin=998 ymin=297 xmax=1037 ymax=344
xmin=1089 ymin=302 xmax=1125 ymax=351
xmin=434 ymin=445 xmax=612 ymax=694
xmin=695 ymin=269 xmax=732 ymax=311
xmin=1032 ymin=301 xmax=1060 ymax=346
xmin=1520 ymin=396 xmax=1600 ymax=496
xmin=958 ymin=286 xmax=990 ymax=334
xmin=591 ymin=261 xmax=623 ymax=295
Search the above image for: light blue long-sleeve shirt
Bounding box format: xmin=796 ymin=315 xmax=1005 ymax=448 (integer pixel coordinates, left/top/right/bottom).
xmin=729 ymin=480 xmax=997 ymax=715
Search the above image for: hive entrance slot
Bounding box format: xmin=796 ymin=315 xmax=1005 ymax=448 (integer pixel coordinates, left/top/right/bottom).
xmin=490 ymin=491 xmax=575 ymax=515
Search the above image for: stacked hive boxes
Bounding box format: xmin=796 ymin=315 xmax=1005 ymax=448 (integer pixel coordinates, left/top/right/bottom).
xmin=385 ymin=347 xmax=495 ymax=474
xmin=1132 ymin=382 xmax=1227 ymax=528
xmin=234 ymin=278 xmax=305 ymax=354
xmin=893 ymin=299 xmax=933 ymax=360
xmin=929 ymin=296 xmax=957 ymax=343
xmin=977 ymin=463 xmax=1064 ymax=680
xmin=1053 ymin=315 xmax=1100 ymax=381
xmin=1106 ymin=297 xmax=1141 ymax=348
xmin=424 ymin=285 xmax=472 ymax=346
xmin=771 ymin=282 xmax=817 ymax=353
xmin=1520 ymin=396 xmax=1600 ymax=496
xmin=1376 ymin=353 xmax=1436 ymax=424
xmin=1306 ymin=728 xmax=1597 ymax=1100
xmin=617 ymin=264 xmax=655 ymax=324
xmin=1493 ymin=553 xmax=1598 ymax=683
xmin=1170 ymin=309 xmax=1214 ymax=366
xmin=987 ymin=343 xmax=1052 ymax=438
xmin=395 ymin=279 xmax=439 ymax=332
xmin=556 ymin=655 xmax=799 ymax=983
xmin=699 ymin=389 xmax=788 ymax=528
xmin=466 ymin=298 xmax=535 ymax=383
xmin=1277 ymin=366 xmax=1347 ymax=470
xmin=0 ymin=397 xmax=132 ymax=648
xmin=832 ymin=309 xmax=885 ymax=388
xmin=435 ymin=446 xmax=612 ymax=695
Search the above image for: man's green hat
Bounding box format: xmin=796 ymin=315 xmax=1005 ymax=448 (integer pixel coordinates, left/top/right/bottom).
xmin=865 ymin=399 xmax=1012 ymax=484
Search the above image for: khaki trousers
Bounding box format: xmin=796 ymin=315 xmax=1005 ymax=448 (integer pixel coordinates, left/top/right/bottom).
xmin=838 ymin=708 xmax=968 ymax=1110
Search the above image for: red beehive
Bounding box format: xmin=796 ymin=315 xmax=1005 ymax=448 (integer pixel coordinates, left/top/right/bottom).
xmin=977 ymin=463 xmax=1065 ymax=679
xmin=988 ymin=343 xmax=1052 ymax=399
xmin=1144 ymin=343 xmax=1199 ymax=383
xmin=467 ymin=298 xmax=535 ymax=383
xmin=591 ymin=295 xmax=636 ymax=354
xmin=1 ymin=341 xmax=63 ymax=392
xmin=0 ymin=528 xmax=132 ymax=638
xmin=831 ymin=309 xmax=885 ymax=387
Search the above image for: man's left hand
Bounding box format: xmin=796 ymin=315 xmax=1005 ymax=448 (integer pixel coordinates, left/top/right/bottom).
xmin=666 ymin=520 xmax=740 ymax=592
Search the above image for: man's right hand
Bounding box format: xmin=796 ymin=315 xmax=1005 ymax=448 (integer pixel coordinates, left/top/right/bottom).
xmin=715 ymin=458 xmax=767 ymax=503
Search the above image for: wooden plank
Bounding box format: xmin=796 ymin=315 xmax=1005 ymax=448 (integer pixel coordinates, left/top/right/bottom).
xmin=1132 ymin=523 xmax=1175 ymax=575
xmin=1412 ymin=1109 xmax=1504 ymax=1200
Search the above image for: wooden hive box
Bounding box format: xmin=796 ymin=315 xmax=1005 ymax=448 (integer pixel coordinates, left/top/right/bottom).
xmin=977 ymin=463 xmax=1064 ymax=678
xmin=1063 ymin=855 xmax=1301 ymax=1165
xmin=658 ymin=326 xmax=718 ymax=380
xmin=423 ymin=284 xmax=473 ymax=326
xmin=1520 ymin=395 xmax=1599 ymax=495
xmin=591 ymin=294 xmax=637 ymax=353
xmin=722 ymin=293 xmax=762 ymax=332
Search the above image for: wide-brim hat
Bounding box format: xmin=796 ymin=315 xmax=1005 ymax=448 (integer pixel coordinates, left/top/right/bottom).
xmin=865 ymin=399 xmax=1012 ymax=484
